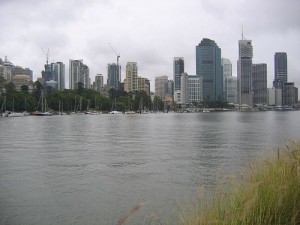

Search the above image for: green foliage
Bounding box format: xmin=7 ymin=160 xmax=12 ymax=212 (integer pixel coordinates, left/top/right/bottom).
xmin=153 ymin=96 xmax=164 ymax=111
xmin=133 ymin=90 xmax=152 ymax=111
xmin=180 ymin=141 xmax=300 ymax=225
xmin=5 ymin=82 xmax=16 ymax=94
xmin=20 ymin=85 xmax=29 ymax=94
xmin=205 ymin=100 xmax=235 ymax=109
xmin=0 ymin=81 xmax=157 ymax=113
xmin=75 ymin=82 xmax=84 ymax=94
xmin=33 ymin=81 xmax=44 ymax=101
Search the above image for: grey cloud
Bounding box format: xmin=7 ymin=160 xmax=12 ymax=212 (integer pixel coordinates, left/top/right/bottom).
xmin=0 ymin=0 xmax=299 ymax=92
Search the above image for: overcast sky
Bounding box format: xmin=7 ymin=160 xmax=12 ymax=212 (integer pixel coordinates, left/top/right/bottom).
xmin=1 ymin=0 xmax=299 ymax=91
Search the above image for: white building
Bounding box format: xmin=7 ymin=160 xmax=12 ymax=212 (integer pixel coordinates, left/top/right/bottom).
xmin=268 ymin=88 xmax=282 ymax=106
xmin=69 ymin=59 xmax=90 ymax=89
xmin=51 ymin=62 xmax=65 ymax=90
xmin=179 ymin=73 xmax=203 ymax=105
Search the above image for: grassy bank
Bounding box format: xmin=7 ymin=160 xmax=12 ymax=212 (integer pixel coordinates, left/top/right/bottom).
xmin=180 ymin=141 xmax=300 ymax=225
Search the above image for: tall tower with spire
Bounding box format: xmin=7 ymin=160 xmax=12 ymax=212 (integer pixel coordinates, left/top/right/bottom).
xmin=237 ymin=31 xmax=253 ymax=106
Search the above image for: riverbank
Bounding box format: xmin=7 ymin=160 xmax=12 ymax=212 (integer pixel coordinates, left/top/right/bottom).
xmin=179 ymin=141 xmax=300 ymax=225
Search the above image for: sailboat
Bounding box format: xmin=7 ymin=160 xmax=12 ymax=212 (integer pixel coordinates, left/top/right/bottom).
xmin=125 ymin=101 xmax=135 ymax=114
xmin=6 ymin=98 xmax=24 ymax=117
xmin=58 ymin=100 xmax=67 ymax=115
xmin=109 ymin=98 xmax=121 ymax=114
xmin=31 ymin=91 xmax=53 ymax=116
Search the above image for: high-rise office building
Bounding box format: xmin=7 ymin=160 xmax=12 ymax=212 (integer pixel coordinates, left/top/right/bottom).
xmin=107 ymin=63 xmax=121 ymax=90
xmin=94 ymin=74 xmax=103 ymax=92
xmin=196 ymin=38 xmax=223 ymax=101
xmin=268 ymin=88 xmax=282 ymax=106
xmin=283 ymin=82 xmax=295 ymax=106
xmin=51 ymin=62 xmax=65 ymax=90
xmin=166 ymin=80 xmax=174 ymax=97
xmin=274 ymin=52 xmax=287 ymax=84
xmin=179 ymin=73 xmax=203 ymax=105
xmin=221 ymin=58 xmax=232 ymax=78
xmin=173 ymin=57 xmax=184 ymax=91
xmin=224 ymin=76 xmax=238 ymax=104
xmin=180 ymin=73 xmax=189 ymax=105
xmin=69 ymin=59 xmax=90 ymax=90
xmin=41 ymin=64 xmax=52 ymax=85
xmin=237 ymin=38 xmax=253 ymax=105
xmin=155 ymin=75 xmax=168 ymax=99
xmin=124 ymin=62 xmax=138 ymax=92
xmin=252 ymin=64 xmax=267 ymax=105
xmin=138 ymin=77 xmax=150 ymax=95
xmin=188 ymin=75 xmax=203 ymax=105
xmin=221 ymin=58 xmax=232 ymax=99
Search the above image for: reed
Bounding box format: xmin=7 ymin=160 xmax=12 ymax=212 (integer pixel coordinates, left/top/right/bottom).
xmin=180 ymin=141 xmax=300 ymax=225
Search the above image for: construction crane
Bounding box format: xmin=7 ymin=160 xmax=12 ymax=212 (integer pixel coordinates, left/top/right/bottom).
xmin=40 ymin=47 xmax=49 ymax=65
xmin=108 ymin=43 xmax=120 ymax=66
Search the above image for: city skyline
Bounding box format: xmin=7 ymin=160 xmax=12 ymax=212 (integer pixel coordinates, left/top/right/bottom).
xmin=0 ymin=0 xmax=299 ymax=92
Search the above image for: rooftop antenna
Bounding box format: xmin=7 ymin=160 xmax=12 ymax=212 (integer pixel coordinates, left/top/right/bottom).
xmin=242 ymin=25 xmax=244 ymax=40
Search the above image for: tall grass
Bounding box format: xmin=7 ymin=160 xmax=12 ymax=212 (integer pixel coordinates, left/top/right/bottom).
xmin=180 ymin=141 xmax=300 ymax=225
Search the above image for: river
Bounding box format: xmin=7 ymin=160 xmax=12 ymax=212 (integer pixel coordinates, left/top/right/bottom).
xmin=0 ymin=111 xmax=299 ymax=225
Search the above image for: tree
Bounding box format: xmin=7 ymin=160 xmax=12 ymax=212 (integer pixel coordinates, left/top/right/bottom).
xmin=20 ymin=85 xmax=29 ymax=94
xmin=33 ymin=81 xmax=44 ymax=101
xmin=108 ymin=88 xmax=117 ymax=100
xmin=5 ymin=82 xmax=16 ymax=95
xmin=0 ymin=76 xmax=6 ymax=95
xmin=153 ymin=96 xmax=164 ymax=111
xmin=132 ymin=90 xmax=151 ymax=111
xmin=76 ymin=82 xmax=84 ymax=94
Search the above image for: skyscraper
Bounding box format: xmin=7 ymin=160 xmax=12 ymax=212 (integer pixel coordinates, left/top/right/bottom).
xmin=252 ymin=64 xmax=267 ymax=105
xmin=237 ymin=38 xmax=253 ymax=105
xmin=69 ymin=59 xmax=90 ymax=90
xmin=224 ymin=76 xmax=238 ymax=104
xmin=222 ymin=58 xmax=232 ymax=102
xmin=196 ymin=38 xmax=223 ymax=101
xmin=221 ymin=58 xmax=232 ymax=78
xmin=94 ymin=74 xmax=103 ymax=92
xmin=173 ymin=57 xmax=184 ymax=91
xmin=124 ymin=62 xmax=138 ymax=92
xmin=180 ymin=73 xmax=189 ymax=105
xmin=188 ymin=75 xmax=203 ymax=105
xmin=107 ymin=63 xmax=121 ymax=90
xmin=155 ymin=75 xmax=168 ymax=99
xmin=51 ymin=62 xmax=65 ymax=90
xmin=274 ymin=52 xmax=287 ymax=83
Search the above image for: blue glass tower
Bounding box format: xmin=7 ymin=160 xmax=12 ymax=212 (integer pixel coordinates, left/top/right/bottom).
xmin=173 ymin=57 xmax=184 ymax=91
xmin=196 ymin=38 xmax=223 ymax=101
xmin=107 ymin=63 xmax=121 ymax=90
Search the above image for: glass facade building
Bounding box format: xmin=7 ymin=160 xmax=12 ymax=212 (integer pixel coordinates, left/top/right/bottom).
xmin=107 ymin=63 xmax=121 ymax=90
xmin=252 ymin=63 xmax=267 ymax=105
xmin=51 ymin=62 xmax=65 ymax=90
xmin=173 ymin=57 xmax=184 ymax=91
xmin=196 ymin=38 xmax=223 ymax=101
xmin=274 ymin=52 xmax=287 ymax=83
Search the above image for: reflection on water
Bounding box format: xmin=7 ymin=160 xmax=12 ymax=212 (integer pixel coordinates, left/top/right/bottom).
xmin=0 ymin=111 xmax=299 ymax=225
